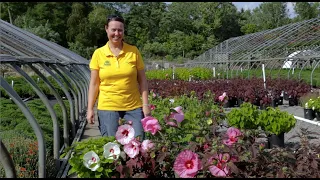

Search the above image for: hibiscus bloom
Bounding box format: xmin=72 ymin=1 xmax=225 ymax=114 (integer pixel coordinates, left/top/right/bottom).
xmin=103 ymin=142 xmax=121 ymax=160
xmin=83 ymin=151 xmax=100 ymax=171
xmin=173 ymin=150 xmax=201 ymax=178
xmin=123 ymin=139 xmax=141 ymax=158
xmin=218 ymin=92 xmax=227 ymax=102
xmin=208 ymin=153 xmax=230 ymax=177
xmin=166 ymin=106 xmax=184 ymax=127
xmin=115 ymin=124 xmax=135 ymax=145
xmin=150 ymin=104 xmax=156 ymax=110
xmin=223 ymin=127 xmax=242 ymax=146
xmin=140 ymin=140 xmax=155 ymax=154
xmin=209 ymin=163 xmax=229 ymax=177
xmin=141 ymin=116 xmax=162 ymax=135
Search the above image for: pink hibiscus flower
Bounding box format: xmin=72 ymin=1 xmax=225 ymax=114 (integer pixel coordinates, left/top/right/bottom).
xmin=173 ymin=150 xmax=201 ymax=178
xmin=150 ymin=104 xmax=156 ymax=111
xmin=208 ymin=153 xmax=230 ymax=177
xmin=218 ymin=92 xmax=227 ymax=102
xmin=123 ymin=139 xmax=141 ymax=158
xmin=141 ymin=116 xmax=162 ymax=135
xmin=223 ymin=127 xmax=242 ymax=146
xmin=166 ymin=106 xmax=185 ymax=127
xmin=140 ymin=140 xmax=155 ymax=154
xmin=115 ymin=124 xmax=135 ymax=145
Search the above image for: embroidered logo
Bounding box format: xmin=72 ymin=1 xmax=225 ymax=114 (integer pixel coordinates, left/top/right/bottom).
xmin=104 ymin=60 xmax=111 ymax=66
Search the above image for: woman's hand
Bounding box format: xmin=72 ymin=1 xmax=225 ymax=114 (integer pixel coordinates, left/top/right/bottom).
xmin=143 ymin=105 xmax=151 ymax=117
xmin=86 ymin=109 xmax=95 ymax=124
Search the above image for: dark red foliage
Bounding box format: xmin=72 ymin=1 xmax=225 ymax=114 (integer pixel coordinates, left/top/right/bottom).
xmin=148 ymin=78 xmax=311 ymax=107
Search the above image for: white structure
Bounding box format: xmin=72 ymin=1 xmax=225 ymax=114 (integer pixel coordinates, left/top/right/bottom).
xmin=282 ymin=50 xmax=314 ymax=69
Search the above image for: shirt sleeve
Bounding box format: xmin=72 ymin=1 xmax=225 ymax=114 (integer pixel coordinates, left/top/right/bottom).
xmin=136 ymin=47 xmax=145 ymax=71
xmin=89 ymin=49 xmax=99 ymax=70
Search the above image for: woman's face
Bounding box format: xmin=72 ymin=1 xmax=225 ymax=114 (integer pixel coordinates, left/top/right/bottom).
xmin=105 ymin=20 xmax=124 ymax=44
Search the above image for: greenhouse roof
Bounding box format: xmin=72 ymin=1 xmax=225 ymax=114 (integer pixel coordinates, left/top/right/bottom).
xmin=0 ymin=19 xmax=89 ymax=65
xmin=193 ymin=18 xmax=320 ymax=63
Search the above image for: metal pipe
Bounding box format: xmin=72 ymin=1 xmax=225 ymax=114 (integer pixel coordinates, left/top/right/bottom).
xmin=71 ymin=65 xmax=89 ymax=111
xmin=0 ymin=76 xmax=46 ymax=178
xmin=298 ymin=58 xmax=313 ymax=80
xmin=57 ymin=65 xmax=83 ymax=122
xmin=34 ymin=64 xmax=69 ymax=148
xmin=29 ymin=63 xmax=69 ymax=156
xmin=294 ymin=116 xmax=320 ymax=126
xmin=11 ymin=63 xmax=61 ymax=173
xmin=70 ymin=65 xmax=88 ymax=112
xmin=310 ymin=59 xmax=320 ymax=87
xmin=50 ymin=64 xmax=78 ymax=134
xmin=40 ymin=63 xmax=76 ymax=139
xmin=287 ymin=59 xmax=300 ymax=79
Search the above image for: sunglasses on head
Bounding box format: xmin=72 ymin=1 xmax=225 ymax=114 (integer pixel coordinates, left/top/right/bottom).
xmin=107 ymin=15 xmax=124 ymax=21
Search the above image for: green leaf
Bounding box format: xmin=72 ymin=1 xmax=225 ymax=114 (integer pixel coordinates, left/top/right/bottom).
xmin=97 ymin=167 xmax=103 ymax=172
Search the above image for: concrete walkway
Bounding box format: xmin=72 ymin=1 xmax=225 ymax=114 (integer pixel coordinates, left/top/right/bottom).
xmin=80 ymin=106 xmax=101 ymax=141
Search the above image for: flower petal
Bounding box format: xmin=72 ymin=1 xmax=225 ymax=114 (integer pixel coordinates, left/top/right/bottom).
xmin=209 ymin=165 xmax=227 ymax=177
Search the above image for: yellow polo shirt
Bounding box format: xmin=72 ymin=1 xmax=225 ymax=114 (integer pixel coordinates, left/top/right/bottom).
xmin=89 ymin=42 xmax=145 ymax=111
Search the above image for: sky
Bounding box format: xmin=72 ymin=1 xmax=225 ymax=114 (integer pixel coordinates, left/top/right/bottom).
xmin=232 ymin=2 xmax=297 ymax=18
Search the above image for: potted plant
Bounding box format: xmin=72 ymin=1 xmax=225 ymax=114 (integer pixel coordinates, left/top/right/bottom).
xmin=226 ymin=102 xmax=260 ymax=130
xmin=257 ymin=107 xmax=296 ymax=148
xmin=310 ymin=96 xmax=320 ymax=121
xmin=299 ymin=92 xmax=318 ymax=120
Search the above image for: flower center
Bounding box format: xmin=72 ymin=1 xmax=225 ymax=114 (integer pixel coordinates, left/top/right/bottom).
xmin=185 ymin=160 xmax=194 ymax=169
xmin=110 ymin=149 xmax=114 ymax=153
xmin=217 ymin=162 xmax=222 ymax=169
xmin=122 ymin=130 xmax=129 ymax=136
xmin=229 ymin=136 xmax=236 ymax=142
xmin=91 ymin=157 xmax=96 ymax=162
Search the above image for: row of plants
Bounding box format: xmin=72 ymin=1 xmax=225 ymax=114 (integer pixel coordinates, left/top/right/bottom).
xmin=145 ymin=67 xmax=320 ymax=87
xmin=1 ymin=74 xmax=313 ymax=108
xmin=0 ymin=98 xmax=72 ymax=178
xmin=64 ymin=92 xmax=319 ymax=178
xmin=1 ymin=75 xmax=72 ymax=99
xmin=147 ymin=78 xmax=311 ymax=109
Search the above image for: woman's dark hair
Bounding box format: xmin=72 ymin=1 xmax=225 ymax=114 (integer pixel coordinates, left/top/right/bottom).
xmin=106 ymin=14 xmax=124 ymax=26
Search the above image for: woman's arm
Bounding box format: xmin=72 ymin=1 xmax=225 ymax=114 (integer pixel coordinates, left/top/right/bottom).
xmin=137 ymin=69 xmax=151 ymax=117
xmin=87 ymin=69 xmax=100 ymax=124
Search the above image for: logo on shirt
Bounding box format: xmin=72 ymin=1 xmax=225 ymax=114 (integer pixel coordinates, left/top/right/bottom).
xmin=104 ymin=60 xmax=111 ymax=66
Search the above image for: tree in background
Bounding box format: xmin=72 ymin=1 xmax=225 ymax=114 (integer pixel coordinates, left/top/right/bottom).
xmin=293 ymin=2 xmax=319 ymax=22
xmin=1 ymin=2 xmax=317 ymax=61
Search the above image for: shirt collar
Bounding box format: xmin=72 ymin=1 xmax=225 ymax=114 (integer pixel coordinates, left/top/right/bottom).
xmin=104 ymin=41 xmax=127 ymax=57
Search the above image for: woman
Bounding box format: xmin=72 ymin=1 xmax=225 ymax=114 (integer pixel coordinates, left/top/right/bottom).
xmin=86 ymin=15 xmax=151 ymax=140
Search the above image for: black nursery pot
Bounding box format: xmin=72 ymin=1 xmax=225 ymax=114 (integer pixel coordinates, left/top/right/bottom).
xmin=268 ymin=132 xmax=285 ymax=148
xmin=278 ymin=97 xmax=283 ymax=105
xmin=283 ymin=92 xmax=289 ymax=100
xmin=288 ymin=97 xmax=298 ymax=106
xmin=304 ymin=108 xmax=315 ymax=120
xmin=271 ymin=99 xmax=278 ymax=107
xmin=223 ymin=101 xmax=230 ymax=108
xmin=229 ymin=97 xmax=237 ymax=107
xmin=315 ymin=110 xmax=320 ymax=121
